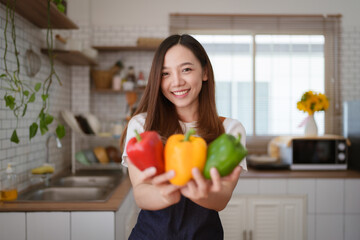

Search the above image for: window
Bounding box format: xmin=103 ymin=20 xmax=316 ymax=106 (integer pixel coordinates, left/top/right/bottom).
xmin=170 ymin=14 xmax=341 ymax=141
xmin=193 ymin=34 xmax=325 ymax=136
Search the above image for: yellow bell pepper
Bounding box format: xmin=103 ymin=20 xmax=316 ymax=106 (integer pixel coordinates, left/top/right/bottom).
xmin=165 ymin=128 xmax=207 ymax=186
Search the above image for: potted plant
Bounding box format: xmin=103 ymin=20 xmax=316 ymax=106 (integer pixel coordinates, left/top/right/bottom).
xmin=1 ymin=0 xmax=66 ymax=143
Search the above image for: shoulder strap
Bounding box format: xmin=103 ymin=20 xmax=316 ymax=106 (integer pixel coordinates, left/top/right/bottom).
xmin=219 ymin=116 xmax=226 ymax=123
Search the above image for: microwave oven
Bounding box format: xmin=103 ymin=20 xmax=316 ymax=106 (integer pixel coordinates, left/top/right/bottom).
xmin=279 ymin=138 xmax=348 ymax=170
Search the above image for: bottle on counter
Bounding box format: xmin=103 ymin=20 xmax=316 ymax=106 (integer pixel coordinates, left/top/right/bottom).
xmin=112 ymin=70 xmax=124 ymax=91
xmin=137 ymin=71 xmax=147 ymax=87
xmin=0 ymin=163 xmax=18 ymax=201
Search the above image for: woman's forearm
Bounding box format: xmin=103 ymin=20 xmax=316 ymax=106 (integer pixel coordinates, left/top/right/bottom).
xmin=133 ymin=183 xmax=180 ymax=210
xmin=190 ymin=184 xmax=234 ymax=211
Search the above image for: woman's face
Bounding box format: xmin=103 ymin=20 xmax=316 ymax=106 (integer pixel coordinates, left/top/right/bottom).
xmin=161 ymin=44 xmax=207 ymax=118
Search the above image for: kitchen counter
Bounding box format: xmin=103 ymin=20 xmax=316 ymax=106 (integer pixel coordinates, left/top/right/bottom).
xmin=0 ymin=174 xmax=132 ymax=212
xmin=1 ymin=168 xmax=359 ymax=212
xmin=242 ymin=167 xmax=360 ymax=178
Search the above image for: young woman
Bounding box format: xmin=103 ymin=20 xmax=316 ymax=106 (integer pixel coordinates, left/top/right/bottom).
xmin=120 ymin=34 xmax=247 ymax=239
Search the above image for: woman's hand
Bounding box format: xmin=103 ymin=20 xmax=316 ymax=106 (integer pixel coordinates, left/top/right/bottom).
xmin=152 ymin=170 xmax=182 ymax=205
xmin=128 ymin=161 xmax=181 ymax=210
xmin=180 ymin=166 xmax=242 ymax=211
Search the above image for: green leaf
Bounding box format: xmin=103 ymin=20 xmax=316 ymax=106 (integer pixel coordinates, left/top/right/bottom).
xmin=56 ymin=124 xmax=66 ymax=139
xmin=22 ymin=104 xmax=28 ymax=117
xmin=23 ymin=90 xmax=29 ymax=97
xmin=41 ymin=94 xmax=48 ymax=102
xmin=38 ymin=108 xmax=45 ymax=119
xmin=4 ymin=95 xmax=16 ymax=110
xmin=40 ymin=118 xmax=48 ymax=135
xmin=34 ymin=82 xmax=41 ymax=92
xmin=28 ymin=93 xmax=36 ymax=103
xmin=29 ymin=122 xmax=38 ymax=140
xmin=0 ymin=73 xmax=7 ymax=78
xmin=57 ymin=3 xmax=65 ymax=13
xmin=11 ymin=130 xmax=19 ymax=144
xmin=45 ymin=114 xmax=54 ymax=125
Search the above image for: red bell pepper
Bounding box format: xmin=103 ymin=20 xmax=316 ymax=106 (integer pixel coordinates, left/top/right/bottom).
xmin=126 ymin=130 xmax=165 ymax=175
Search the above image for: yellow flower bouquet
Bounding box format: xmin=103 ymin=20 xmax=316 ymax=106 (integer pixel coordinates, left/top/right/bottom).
xmin=297 ymin=91 xmax=329 ymax=115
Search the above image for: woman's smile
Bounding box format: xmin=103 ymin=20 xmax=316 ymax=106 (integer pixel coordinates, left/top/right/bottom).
xmin=172 ymin=89 xmax=190 ymax=97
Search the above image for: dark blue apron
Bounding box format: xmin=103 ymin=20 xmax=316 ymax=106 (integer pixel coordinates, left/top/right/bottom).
xmin=128 ymin=196 xmax=223 ymax=240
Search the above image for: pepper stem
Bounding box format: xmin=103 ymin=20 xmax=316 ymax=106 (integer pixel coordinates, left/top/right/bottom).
xmin=236 ymin=133 xmax=242 ymax=144
xmin=134 ymin=130 xmax=142 ymax=142
xmin=184 ymin=128 xmax=196 ymax=142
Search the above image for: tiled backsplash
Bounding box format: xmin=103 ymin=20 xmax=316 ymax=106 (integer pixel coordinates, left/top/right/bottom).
xmin=341 ymin=25 xmax=360 ymax=102
xmin=1 ymin=3 xmax=359 ymax=192
xmin=0 ymin=4 xmax=72 ymax=190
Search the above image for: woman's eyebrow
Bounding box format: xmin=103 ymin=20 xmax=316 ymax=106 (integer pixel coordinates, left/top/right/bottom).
xmin=180 ymin=62 xmax=194 ymax=67
xmin=162 ymin=62 xmax=194 ymax=69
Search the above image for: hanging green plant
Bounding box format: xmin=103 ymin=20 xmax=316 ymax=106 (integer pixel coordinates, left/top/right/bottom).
xmin=1 ymin=0 xmax=66 ymax=143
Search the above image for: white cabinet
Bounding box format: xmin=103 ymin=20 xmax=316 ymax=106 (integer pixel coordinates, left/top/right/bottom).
xmin=71 ymin=212 xmax=114 ymax=240
xmin=27 ymin=212 xmax=70 ymax=240
xmin=115 ymin=189 xmax=139 ymax=240
xmin=0 ymin=212 xmax=26 ymax=240
xmin=220 ymin=195 xmax=306 ymax=240
xmin=220 ymin=197 xmax=247 ymax=239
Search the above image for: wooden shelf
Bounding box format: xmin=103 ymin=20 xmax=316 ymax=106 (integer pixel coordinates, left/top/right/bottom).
xmin=92 ymin=46 xmax=158 ymax=52
xmin=91 ymin=87 xmax=145 ymax=94
xmin=41 ymin=49 xmax=97 ymax=66
xmin=0 ymin=0 xmax=78 ymax=29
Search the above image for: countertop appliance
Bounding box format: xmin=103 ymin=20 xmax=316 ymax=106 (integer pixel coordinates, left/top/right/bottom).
xmin=278 ymin=135 xmax=348 ymax=170
xmin=343 ymin=100 xmax=360 ymax=170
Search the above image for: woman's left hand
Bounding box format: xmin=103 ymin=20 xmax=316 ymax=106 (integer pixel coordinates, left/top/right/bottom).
xmin=180 ymin=166 xmax=242 ymax=201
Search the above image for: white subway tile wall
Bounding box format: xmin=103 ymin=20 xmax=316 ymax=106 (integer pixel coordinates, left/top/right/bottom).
xmin=0 ymin=4 xmax=71 ymax=190
xmin=341 ymin=26 xmax=360 ymax=102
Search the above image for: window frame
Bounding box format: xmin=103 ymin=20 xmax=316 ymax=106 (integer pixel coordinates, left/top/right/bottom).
xmin=170 ymin=14 xmax=341 ymax=153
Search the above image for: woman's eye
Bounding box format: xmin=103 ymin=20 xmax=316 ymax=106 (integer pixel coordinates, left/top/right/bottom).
xmin=182 ymin=68 xmax=192 ymax=72
xmin=161 ymin=72 xmax=169 ymax=77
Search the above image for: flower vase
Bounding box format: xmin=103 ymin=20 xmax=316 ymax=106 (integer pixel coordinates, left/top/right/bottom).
xmin=304 ymin=115 xmax=318 ymax=136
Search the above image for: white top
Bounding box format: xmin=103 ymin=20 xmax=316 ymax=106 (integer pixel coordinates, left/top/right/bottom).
xmin=122 ymin=112 xmax=247 ymax=171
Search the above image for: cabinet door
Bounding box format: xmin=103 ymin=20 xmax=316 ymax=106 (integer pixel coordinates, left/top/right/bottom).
xmin=115 ymin=190 xmax=139 ymax=240
xmin=71 ymin=211 xmax=114 ymax=240
xmin=27 ymin=212 xmax=70 ymax=240
xmin=0 ymin=212 xmax=26 ymax=240
xmin=247 ymin=197 xmax=305 ymax=240
xmin=219 ymin=197 xmax=247 ymax=240
xmin=281 ymin=198 xmax=305 ymax=240
xmin=247 ymin=198 xmax=282 ymax=240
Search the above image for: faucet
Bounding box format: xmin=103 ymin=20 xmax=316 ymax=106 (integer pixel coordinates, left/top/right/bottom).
xmin=46 ymin=132 xmax=63 ymax=164
xmin=43 ymin=132 xmax=62 ymax=186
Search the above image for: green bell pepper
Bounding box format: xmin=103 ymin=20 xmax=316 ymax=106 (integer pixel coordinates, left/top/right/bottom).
xmin=203 ymin=133 xmax=248 ymax=179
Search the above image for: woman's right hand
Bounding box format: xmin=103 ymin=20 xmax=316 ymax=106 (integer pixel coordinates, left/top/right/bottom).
xmin=128 ymin=160 xmax=181 ymax=210
xmin=152 ymin=170 xmax=181 ymax=205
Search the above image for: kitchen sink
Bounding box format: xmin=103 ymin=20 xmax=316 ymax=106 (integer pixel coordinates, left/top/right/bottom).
xmin=17 ymin=187 xmax=112 ymax=202
xmin=52 ymin=175 xmax=118 ymax=188
xmin=16 ymin=171 xmax=124 ymax=202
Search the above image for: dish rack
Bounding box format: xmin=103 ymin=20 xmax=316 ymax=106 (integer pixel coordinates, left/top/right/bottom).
xmin=60 ymin=110 xmax=125 ymax=174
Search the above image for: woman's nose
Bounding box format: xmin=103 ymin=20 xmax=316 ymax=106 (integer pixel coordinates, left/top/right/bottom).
xmin=172 ymin=72 xmax=185 ymax=86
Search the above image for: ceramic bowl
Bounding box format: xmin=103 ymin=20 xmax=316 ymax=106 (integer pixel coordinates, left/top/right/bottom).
xmin=75 ymin=151 xmax=90 ymax=166
xmin=93 ymin=147 xmax=109 ymax=164
xmin=83 ymin=149 xmax=99 ymax=164
xmin=106 ymin=146 xmax=122 ymax=163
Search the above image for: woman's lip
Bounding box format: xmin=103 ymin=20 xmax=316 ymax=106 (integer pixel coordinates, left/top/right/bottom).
xmin=172 ymin=89 xmax=190 ymax=96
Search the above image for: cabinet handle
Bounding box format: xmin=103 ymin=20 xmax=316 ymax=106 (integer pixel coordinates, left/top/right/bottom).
xmin=243 ymin=230 xmax=247 ymax=240
xmin=249 ymin=230 xmax=253 ymax=240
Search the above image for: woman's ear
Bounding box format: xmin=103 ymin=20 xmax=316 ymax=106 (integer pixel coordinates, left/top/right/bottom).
xmin=202 ymin=68 xmax=208 ymax=81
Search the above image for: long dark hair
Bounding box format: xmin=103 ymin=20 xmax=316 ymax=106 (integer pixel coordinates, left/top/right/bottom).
xmin=120 ymin=34 xmax=224 ymax=149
